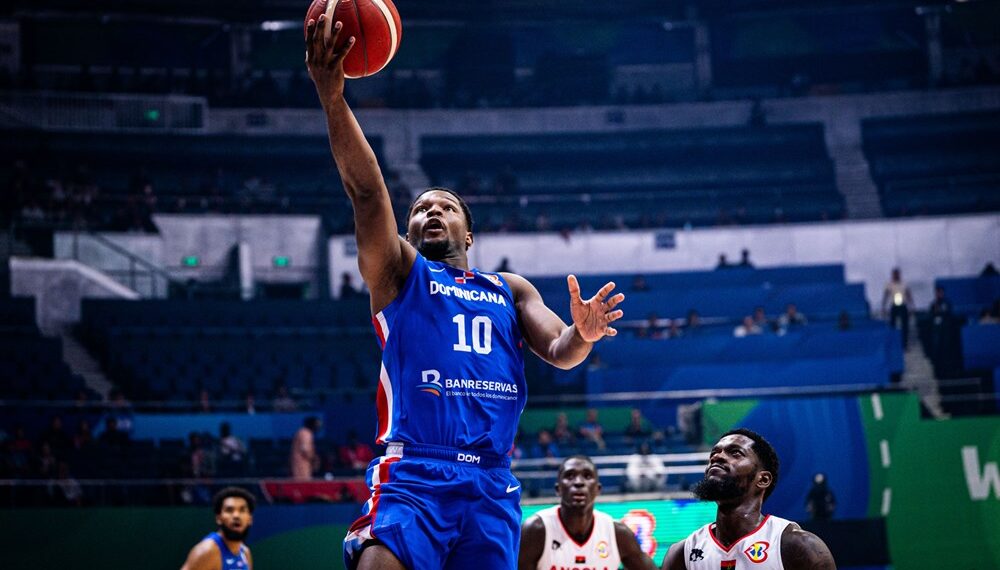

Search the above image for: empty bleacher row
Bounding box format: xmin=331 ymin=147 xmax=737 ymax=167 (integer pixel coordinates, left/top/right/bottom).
xmin=863 ymin=111 xmax=1000 ymax=218
xmin=421 ymin=124 xmax=844 ymax=231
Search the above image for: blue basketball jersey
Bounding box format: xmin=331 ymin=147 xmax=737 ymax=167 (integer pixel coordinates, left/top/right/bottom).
xmin=206 ymin=533 xmax=249 ymax=569
xmin=370 ymin=253 xmax=527 ymax=457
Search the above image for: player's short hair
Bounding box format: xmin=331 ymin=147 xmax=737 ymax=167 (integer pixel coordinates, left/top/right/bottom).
xmin=557 ymin=454 xmax=598 ymax=480
xmin=407 ymin=187 xmax=475 ymax=234
xmin=213 ymin=487 xmax=257 ymax=514
xmin=722 ymin=428 xmax=780 ymax=502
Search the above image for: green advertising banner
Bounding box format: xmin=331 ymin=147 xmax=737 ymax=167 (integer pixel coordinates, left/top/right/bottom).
xmin=522 ymin=499 xmax=716 ymax=566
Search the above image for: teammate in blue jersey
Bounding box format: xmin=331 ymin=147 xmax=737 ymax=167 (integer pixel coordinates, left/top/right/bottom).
xmin=180 ymin=487 xmax=254 ymax=570
xmin=307 ymin=17 xmax=626 ymax=570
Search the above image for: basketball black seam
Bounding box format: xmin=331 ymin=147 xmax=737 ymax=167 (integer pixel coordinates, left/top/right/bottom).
xmin=350 ymin=0 xmax=368 ymax=76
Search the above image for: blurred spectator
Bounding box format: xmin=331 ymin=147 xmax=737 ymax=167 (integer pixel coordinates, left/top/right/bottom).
xmin=979 ymin=300 xmax=1000 ymax=324
xmin=72 ymin=419 xmax=95 ymax=453
xmin=273 ymin=384 xmax=298 ymax=412
xmin=552 ymin=413 xmax=575 ymax=445
xmin=666 ymin=320 xmax=683 ymax=339
xmin=107 ymin=389 xmax=134 ymax=434
xmin=631 ymin=275 xmax=650 ymax=292
xmin=734 ymin=316 xmax=762 ymax=337
xmin=777 ymin=303 xmax=808 ymax=331
xmin=625 ymin=441 xmax=668 ymax=493
xmin=751 ymin=306 xmax=771 ymax=332
xmin=339 ymin=272 xmax=361 ymax=299
xmin=716 ymin=253 xmax=730 ymax=269
xmin=36 ymin=442 xmax=58 ymax=479
xmin=187 ymin=432 xmax=214 ymax=479
xmin=218 ymin=422 xmax=246 ymax=464
xmin=98 ymin=417 xmax=129 ymax=450
xmin=290 ymin=416 xmax=321 ymax=480
xmin=685 ymin=309 xmax=703 ymax=336
xmin=837 ymin=311 xmax=852 ymax=331
xmin=40 ymin=415 xmax=72 ymax=456
xmin=636 ymin=313 xmax=664 ymax=339
xmin=494 ymin=257 xmax=513 ymax=273
xmin=739 ymin=248 xmax=754 ymax=268
xmin=531 ymin=429 xmax=560 ymax=461
xmin=244 ymin=392 xmax=257 ymax=415
xmin=882 ymin=268 xmax=914 ymax=347
xmin=196 ymin=389 xmax=213 ymax=413
xmin=805 ymin=473 xmax=836 ymax=520
xmin=577 ymin=409 xmax=606 ymax=450
xmin=625 ymin=408 xmax=652 ymax=441
xmin=339 ymin=431 xmax=375 ymax=472
xmin=9 ymin=425 xmax=33 ymax=477
xmin=48 ymin=461 xmax=83 ymax=507
xmin=981 ymin=262 xmax=999 ymax=277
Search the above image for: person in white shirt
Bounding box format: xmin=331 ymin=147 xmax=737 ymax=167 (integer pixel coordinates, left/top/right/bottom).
xmin=881 ymin=268 xmax=914 ymax=348
xmin=625 ymin=441 xmax=668 ymax=493
xmin=661 ymin=429 xmax=835 ymax=570
xmin=519 ymin=455 xmax=656 ymax=570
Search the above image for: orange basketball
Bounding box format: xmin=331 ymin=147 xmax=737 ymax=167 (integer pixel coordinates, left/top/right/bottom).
xmin=304 ymin=0 xmax=402 ymax=78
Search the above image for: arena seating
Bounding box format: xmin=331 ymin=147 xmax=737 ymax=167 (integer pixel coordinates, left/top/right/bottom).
xmin=863 ymin=111 xmax=1000 ymax=217
xmin=961 ymin=324 xmax=1000 ymax=371
xmin=936 ymin=274 xmax=1000 ymax=316
xmin=0 ymin=297 xmax=88 ymax=400
xmin=421 ymin=125 xmax=843 ymax=231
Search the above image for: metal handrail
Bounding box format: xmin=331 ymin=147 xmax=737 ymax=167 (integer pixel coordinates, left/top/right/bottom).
xmin=70 ymin=229 xmax=188 ymax=297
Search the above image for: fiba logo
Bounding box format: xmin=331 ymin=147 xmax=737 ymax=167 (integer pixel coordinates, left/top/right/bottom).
xmin=744 ymin=541 xmax=769 ymax=563
xmin=622 ymin=509 xmax=658 ymax=558
xmin=419 ymin=369 xmax=443 ymax=396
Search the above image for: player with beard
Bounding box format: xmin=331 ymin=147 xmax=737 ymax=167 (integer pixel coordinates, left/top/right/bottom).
xmin=180 ymin=487 xmax=255 ymax=570
xmin=306 ymin=17 xmax=626 ymax=570
xmin=519 ymin=455 xmax=656 ymax=570
xmin=661 ymin=429 xmax=835 ymax=570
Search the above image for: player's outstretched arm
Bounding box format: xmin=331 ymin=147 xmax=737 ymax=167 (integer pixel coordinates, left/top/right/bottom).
xmin=179 ymin=539 xmax=219 ymax=570
xmin=504 ymin=274 xmax=624 ymax=370
xmin=517 ymin=515 xmax=546 ymax=570
xmin=614 ymin=522 xmax=657 ymax=570
xmin=780 ymin=526 xmax=836 ymax=570
xmin=306 ymin=15 xmax=414 ymax=311
xmin=660 ymin=542 xmax=686 ymax=570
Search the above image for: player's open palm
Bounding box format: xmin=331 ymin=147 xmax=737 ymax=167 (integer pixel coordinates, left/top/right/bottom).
xmin=305 ymin=14 xmax=354 ymax=103
xmin=567 ymin=275 xmax=625 ymax=342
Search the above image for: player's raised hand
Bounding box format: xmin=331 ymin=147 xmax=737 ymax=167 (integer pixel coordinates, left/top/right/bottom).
xmin=305 ymin=14 xmax=355 ymax=103
xmin=567 ymin=275 xmax=625 ymax=342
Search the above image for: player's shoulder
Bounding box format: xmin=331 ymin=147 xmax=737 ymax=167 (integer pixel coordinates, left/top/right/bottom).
xmin=780 ymin=523 xmax=836 ymax=570
xmin=499 ymin=272 xmax=540 ymax=301
xmin=521 ymin=511 xmax=547 ymax=535
xmin=661 ymin=541 xmax=687 ymax=570
xmin=182 ymin=538 xmax=222 ymax=570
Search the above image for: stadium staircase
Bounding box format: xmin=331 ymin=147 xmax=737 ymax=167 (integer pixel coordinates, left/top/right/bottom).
xmin=900 ymin=319 xmax=946 ymax=418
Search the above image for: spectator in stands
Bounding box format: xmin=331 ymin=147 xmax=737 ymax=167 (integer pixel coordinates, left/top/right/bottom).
xmin=739 ymin=248 xmax=754 ymax=268
xmin=48 ymin=461 xmax=83 ymax=507
xmin=733 ymin=315 xmax=763 ymax=337
xmin=777 ymin=303 xmax=808 ymax=332
xmin=624 ymin=408 xmax=652 ymax=442
xmin=577 ymin=409 xmax=607 ymax=451
xmin=751 ymin=306 xmax=771 ymax=332
xmin=272 ymin=384 xmax=298 ymax=412
xmin=552 ymin=412 xmax=575 ymax=445
xmin=805 ymin=472 xmax=836 ymax=520
xmin=837 ymin=311 xmax=852 ymax=331
xmin=494 ymin=257 xmax=513 ymax=273
xmin=715 ymin=253 xmax=730 ymax=270
xmin=882 ymin=268 xmax=915 ymax=347
xmin=636 ymin=312 xmax=664 ymax=339
xmin=666 ymin=319 xmax=683 ymax=339
xmin=40 ymin=415 xmax=72 ymax=457
xmin=339 ymin=431 xmax=375 ymax=472
xmin=98 ymin=417 xmax=129 ymax=450
xmin=340 ymin=272 xmax=361 ymax=299
xmin=981 ymin=262 xmax=999 ymax=277
xmin=218 ymin=422 xmax=247 ymax=465
xmin=625 ymin=441 xmax=668 ymax=493
xmin=290 ymin=416 xmax=321 ymax=480
xmin=685 ymin=309 xmax=703 ymax=336
xmin=196 ymin=389 xmax=213 ymax=414
xmin=72 ymin=419 xmax=95 ymax=453
xmin=107 ymin=389 xmax=134 ymax=434
xmin=531 ymin=429 xmax=560 ymax=462
xmin=35 ymin=442 xmax=58 ymax=479
xmin=979 ymin=300 xmax=1000 ymax=324
xmin=244 ymin=392 xmax=257 ymax=415
xmin=631 ymin=275 xmax=650 ymax=292
xmin=8 ymin=425 xmax=33 ymax=477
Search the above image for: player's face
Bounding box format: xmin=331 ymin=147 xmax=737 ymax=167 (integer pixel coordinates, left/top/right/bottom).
xmin=693 ymin=434 xmax=762 ymax=503
xmin=557 ymin=458 xmax=601 ymax=511
xmin=216 ymin=497 xmax=253 ymax=541
xmin=406 ymin=190 xmax=472 ymax=260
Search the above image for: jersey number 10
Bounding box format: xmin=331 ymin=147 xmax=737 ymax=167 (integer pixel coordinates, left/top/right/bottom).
xmin=452 ymin=314 xmax=493 ymax=355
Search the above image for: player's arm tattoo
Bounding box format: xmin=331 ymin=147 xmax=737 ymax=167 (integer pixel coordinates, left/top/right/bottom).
xmin=517 ymin=516 xmax=546 ymax=570
xmin=660 ymin=541 xmax=687 ymax=570
xmin=614 ymin=522 xmax=657 ymax=570
xmin=781 ymin=528 xmax=836 ymax=570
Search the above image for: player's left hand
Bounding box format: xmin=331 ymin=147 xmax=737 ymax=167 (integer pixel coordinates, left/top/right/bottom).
xmin=567 ymin=275 xmax=625 ymax=342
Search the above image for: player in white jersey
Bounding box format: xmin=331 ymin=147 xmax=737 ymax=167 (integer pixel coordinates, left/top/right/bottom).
xmin=661 ymin=429 xmax=835 ymax=570
xmin=519 ymin=455 xmax=656 ymax=570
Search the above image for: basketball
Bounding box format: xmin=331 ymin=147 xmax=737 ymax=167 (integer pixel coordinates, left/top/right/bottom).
xmin=304 ymin=0 xmax=402 ymax=78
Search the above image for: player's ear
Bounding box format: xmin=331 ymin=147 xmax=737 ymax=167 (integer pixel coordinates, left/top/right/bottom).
xmin=465 ymin=232 xmax=473 ymax=250
xmin=757 ymin=470 xmax=773 ymax=492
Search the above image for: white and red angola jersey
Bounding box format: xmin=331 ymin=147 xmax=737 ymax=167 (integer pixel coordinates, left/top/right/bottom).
xmin=534 ymin=505 xmax=622 ymax=570
xmin=683 ymin=515 xmax=793 ymax=569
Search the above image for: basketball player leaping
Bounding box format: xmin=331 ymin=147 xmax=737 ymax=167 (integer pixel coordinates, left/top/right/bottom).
xmin=306 ymin=15 xmax=625 ymax=570
xmin=519 ymin=455 xmax=657 ymax=570
xmin=661 ymin=429 xmax=836 ymax=570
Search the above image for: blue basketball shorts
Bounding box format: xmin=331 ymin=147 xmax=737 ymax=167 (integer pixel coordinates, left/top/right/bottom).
xmin=343 ymin=442 xmax=522 ymax=570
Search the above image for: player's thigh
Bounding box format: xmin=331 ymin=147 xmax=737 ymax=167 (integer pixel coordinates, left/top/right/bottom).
xmin=444 ymin=470 xmax=521 ymax=570
xmin=357 ymin=544 xmax=407 ymax=570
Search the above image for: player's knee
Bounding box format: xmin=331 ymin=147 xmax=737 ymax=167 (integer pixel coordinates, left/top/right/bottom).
xmin=357 ymin=543 xmax=407 ymax=570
